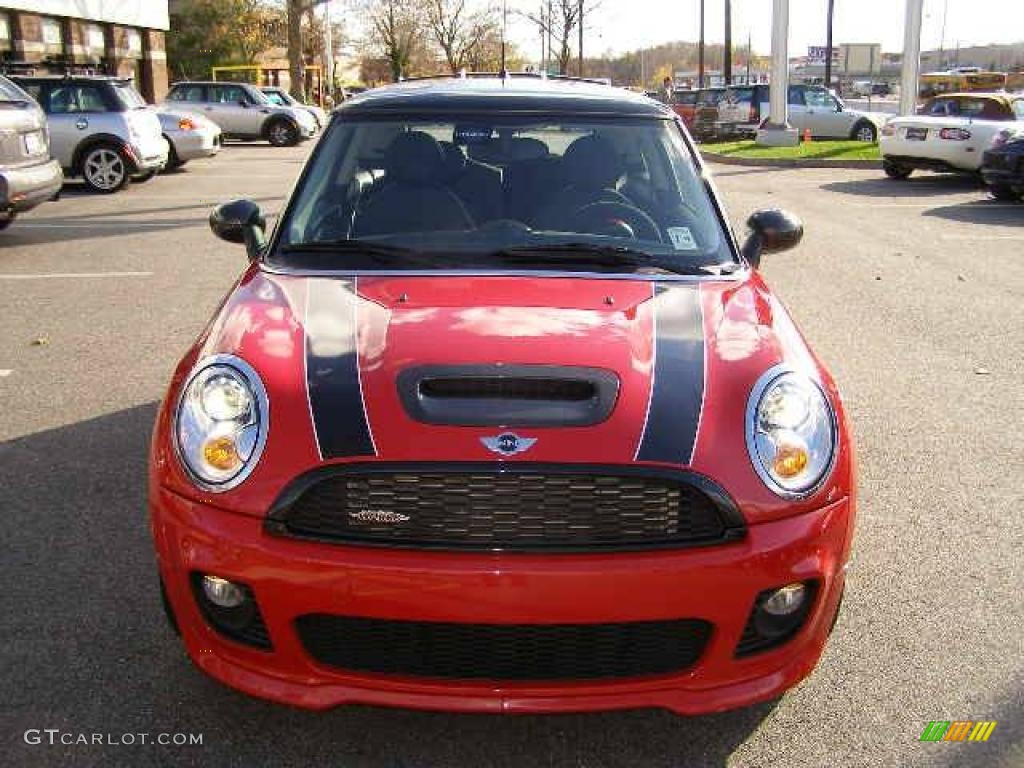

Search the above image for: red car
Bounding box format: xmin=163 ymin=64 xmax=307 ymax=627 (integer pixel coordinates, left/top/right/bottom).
xmin=150 ymin=75 xmax=856 ymax=715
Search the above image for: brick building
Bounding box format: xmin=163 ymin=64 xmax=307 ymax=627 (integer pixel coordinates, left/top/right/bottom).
xmin=0 ymin=1 xmax=169 ymax=101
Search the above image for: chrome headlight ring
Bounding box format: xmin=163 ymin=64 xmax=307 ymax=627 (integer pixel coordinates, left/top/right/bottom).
xmin=745 ymin=364 xmax=838 ymax=500
xmin=173 ymin=354 xmax=269 ymax=493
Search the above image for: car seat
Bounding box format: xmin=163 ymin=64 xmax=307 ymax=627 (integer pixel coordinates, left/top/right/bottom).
xmin=353 ymin=131 xmax=474 ymax=237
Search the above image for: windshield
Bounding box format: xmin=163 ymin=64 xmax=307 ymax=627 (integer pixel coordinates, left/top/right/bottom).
xmin=273 ymin=115 xmax=734 ymax=275
xmin=0 ymin=75 xmax=29 ymax=103
xmin=264 ymin=89 xmax=291 ymax=106
xmin=112 ymin=81 xmax=147 ymax=109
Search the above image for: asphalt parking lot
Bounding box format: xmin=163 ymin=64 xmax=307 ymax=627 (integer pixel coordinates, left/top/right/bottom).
xmin=1 ymin=144 xmax=1021 ymax=768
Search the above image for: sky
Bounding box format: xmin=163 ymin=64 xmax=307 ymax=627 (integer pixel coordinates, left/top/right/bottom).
xmin=501 ymin=0 xmax=1024 ymax=60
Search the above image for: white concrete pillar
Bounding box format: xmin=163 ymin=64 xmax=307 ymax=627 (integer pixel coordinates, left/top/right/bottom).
xmin=756 ymin=0 xmax=798 ymax=146
xmin=899 ymin=0 xmax=924 ymax=115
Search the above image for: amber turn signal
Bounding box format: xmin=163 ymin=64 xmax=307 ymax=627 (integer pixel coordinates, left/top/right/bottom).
xmin=772 ymin=442 xmax=809 ymax=478
xmin=202 ymin=435 xmax=240 ymax=471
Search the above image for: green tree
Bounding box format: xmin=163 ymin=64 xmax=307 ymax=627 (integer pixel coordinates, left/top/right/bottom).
xmin=167 ymin=0 xmax=285 ymax=80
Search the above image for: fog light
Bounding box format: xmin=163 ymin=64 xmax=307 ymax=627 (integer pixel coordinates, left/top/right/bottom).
xmin=201 ymin=575 xmax=246 ymax=608
xmin=761 ymin=583 xmax=807 ymax=616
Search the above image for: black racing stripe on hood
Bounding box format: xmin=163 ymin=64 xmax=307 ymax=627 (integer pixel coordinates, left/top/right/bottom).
xmin=305 ymin=278 xmax=376 ymax=460
xmin=635 ymin=284 xmax=704 ymax=466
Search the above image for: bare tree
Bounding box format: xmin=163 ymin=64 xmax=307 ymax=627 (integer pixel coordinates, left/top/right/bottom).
xmin=285 ymin=0 xmax=329 ymax=100
xmin=520 ymin=0 xmax=598 ymax=75
xmin=426 ymin=0 xmax=498 ymax=73
xmin=363 ymin=0 xmax=423 ymax=81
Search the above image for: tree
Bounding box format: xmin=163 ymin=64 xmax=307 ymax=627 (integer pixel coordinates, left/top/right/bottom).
xmin=167 ymin=0 xmax=285 ymax=80
xmin=285 ymin=1 xmax=330 ymax=101
xmin=361 ymin=0 xmax=423 ymax=81
xmin=519 ymin=0 xmax=598 ymax=75
xmin=425 ymin=0 xmax=498 ymax=74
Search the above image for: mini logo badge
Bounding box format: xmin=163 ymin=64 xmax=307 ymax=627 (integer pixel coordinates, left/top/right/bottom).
xmin=481 ymin=432 xmax=537 ymax=456
xmin=348 ymin=510 xmax=410 ymax=525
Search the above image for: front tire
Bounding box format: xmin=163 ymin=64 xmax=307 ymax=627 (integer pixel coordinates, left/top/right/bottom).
xmin=81 ymin=145 xmax=129 ymax=193
xmin=852 ymin=121 xmax=877 ymax=142
xmin=988 ymin=183 xmax=1021 ymax=202
xmin=266 ymin=119 xmax=299 ymax=147
xmin=0 ymin=217 xmax=13 ymax=231
xmin=883 ymin=160 xmax=913 ymax=180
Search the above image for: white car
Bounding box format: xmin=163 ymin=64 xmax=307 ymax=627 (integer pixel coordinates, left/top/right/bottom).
xmin=163 ymin=81 xmax=317 ymax=147
xmin=880 ymin=92 xmax=1024 ymax=179
xmin=717 ymin=84 xmax=889 ymax=141
xmin=260 ymin=87 xmax=328 ymax=130
xmin=156 ymin=108 xmax=221 ymax=170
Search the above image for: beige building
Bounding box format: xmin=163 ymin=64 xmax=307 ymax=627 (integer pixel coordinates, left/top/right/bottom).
xmin=0 ymin=1 xmax=169 ymax=101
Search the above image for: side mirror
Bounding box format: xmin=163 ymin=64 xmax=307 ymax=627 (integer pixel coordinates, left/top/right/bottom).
xmin=741 ymin=208 xmax=804 ymax=269
xmin=238 ymin=99 xmax=249 ymax=108
xmin=210 ymin=199 xmax=266 ymax=260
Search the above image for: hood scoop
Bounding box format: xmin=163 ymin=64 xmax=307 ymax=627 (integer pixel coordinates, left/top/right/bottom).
xmin=398 ymin=364 xmax=619 ymax=427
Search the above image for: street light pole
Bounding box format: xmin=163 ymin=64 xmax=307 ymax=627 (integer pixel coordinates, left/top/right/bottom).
xmin=578 ymin=0 xmax=584 ymax=77
xmin=698 ymin=0 xmax=705 ymax=88
xmin=825 ymin=0 xmax=834 ymax=90
xmin=723 ymin=0 xmax=732 ymax=85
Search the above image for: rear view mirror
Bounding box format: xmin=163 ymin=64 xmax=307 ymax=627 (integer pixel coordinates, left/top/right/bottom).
xmin=741 ymin=208 xmax=804 ymax=269
xmin=210 ymin=199 xmax=266 ymax=260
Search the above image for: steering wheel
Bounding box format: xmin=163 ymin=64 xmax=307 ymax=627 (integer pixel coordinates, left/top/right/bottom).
xmin=569 ymin=201 xmax=663 ymax=243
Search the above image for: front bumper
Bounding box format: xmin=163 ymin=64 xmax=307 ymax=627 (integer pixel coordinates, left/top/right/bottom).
xmin=0 ymin=158 xmax=62 ymax=217
xmin=153 ymin=484 xmax=853 ymax=714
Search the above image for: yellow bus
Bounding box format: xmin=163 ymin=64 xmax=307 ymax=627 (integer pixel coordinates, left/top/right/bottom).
xmin=919 ymin=70 xmax=1007 ymax=99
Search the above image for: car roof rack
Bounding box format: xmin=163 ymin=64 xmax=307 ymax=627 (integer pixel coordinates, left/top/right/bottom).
xmin=396 ymin=71 xmax=612 ymax=87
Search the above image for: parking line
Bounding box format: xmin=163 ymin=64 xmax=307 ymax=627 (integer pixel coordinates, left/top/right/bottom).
xmin=11 ymin=222 xmax=195 ymax=229
xmin=0 ymin=271 xmax=153 ymax=280
xmin=940 ymin=234 xmax=1024 ymax=241
xmin=0 ymin=369 xmax=12 ymax=377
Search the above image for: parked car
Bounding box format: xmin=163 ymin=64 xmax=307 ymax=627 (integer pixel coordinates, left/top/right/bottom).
xmin=880 ymin=93 xmax=1024 ymax=179
xmin=981 ymin=127 xmax=1024 ymax=200
xmin=0 ymin=74 xmax=62 ymax=229
xmin=717 ymin=83 xmax=886 ymax=141
xmin=163 ymin=81 xmax=317 ymax=147
xmin=150 ymin=76 xmax=855 ymax=715
xmin=259 ymin=86 xmax=327 ymax=130
xmin=671 ymin=87 xmax=726 ymax=140
xmin=156 ymin=108 xmax=221 ymax=171
xmin=11 ymin=75 xmax=167 ymax=193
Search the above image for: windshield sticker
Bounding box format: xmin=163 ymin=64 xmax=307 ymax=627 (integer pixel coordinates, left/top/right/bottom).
xmin=454 ymin=125 xmax=493 ymax=145
xmin=667 ymin=227 xmax=698 ymax=251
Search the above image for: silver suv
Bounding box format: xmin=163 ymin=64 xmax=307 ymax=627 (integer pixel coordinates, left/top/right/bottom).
xmin=163 ymin=81 xmax=317 ymax=147
xmin=12 ymin=75 xmax=168 ymax=193
xmin=0 ymin=74 xmax=62 ymax=228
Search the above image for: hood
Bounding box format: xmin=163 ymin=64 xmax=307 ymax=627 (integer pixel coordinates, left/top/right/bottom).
xmin=180 ymin=268 xmax=842 ymax=520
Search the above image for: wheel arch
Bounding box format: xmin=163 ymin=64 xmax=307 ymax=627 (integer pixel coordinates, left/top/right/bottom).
xmin=261 ymin=113 xmax=299 ymax=140
xmin=72 ymin=134 xmax=136 ymax=175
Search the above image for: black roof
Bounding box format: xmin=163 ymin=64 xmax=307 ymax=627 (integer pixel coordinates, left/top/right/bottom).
xmin=338 ymin=75 xmax=674 ymax=118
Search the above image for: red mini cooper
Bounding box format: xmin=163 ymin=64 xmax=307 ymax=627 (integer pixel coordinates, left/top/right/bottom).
xmin=150 ymin=76 xmax=855 ymax=715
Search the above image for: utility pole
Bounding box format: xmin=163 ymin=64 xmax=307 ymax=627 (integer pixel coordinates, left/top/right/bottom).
xmin=322 ymin=0 xmax=333 ymax=105
xmin=547 ymin=0 xmax=553 ymax=74
xmin=539 ymin=2 xmax=546 ymax=73
xmin=938 ymin=0 xmax=948 ymax=67
xmin=500 ymin=0 xmax=507 ymax=74
xmin=723 ymin=0 xmax=732 ymax=85
xmin=825 ymin=0 xmax=834 ymax=89
xmin=578 ymin=0 xmax=584 ymax=77
xmin=698 ymin=0 xmax=705 ymax=88
xmin=746 ymin=30 xmax=751 ymax=83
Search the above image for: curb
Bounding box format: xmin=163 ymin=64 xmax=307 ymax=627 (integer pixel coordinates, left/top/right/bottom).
xmin=700 ymin=152 xmax=881 ymax=170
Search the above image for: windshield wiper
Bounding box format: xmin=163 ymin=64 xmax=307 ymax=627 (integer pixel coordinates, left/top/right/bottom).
xmin=492 ymin=243 xmax=706 ymax=275
xmin=281 ymin=239 xmax=455 ymax=268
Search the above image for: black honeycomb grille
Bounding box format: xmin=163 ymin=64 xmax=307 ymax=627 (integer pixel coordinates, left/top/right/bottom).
xmin=295 ymin=614 xmax=713 ymax=681
xmin=274 ymin=470 xmax=732 ymax=551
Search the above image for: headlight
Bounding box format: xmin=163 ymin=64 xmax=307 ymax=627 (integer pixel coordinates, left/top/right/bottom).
xmin=746 ymin=366 xmax=836 ymax=498
xmin=174 ymin=355 xmax=269 ymax=491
